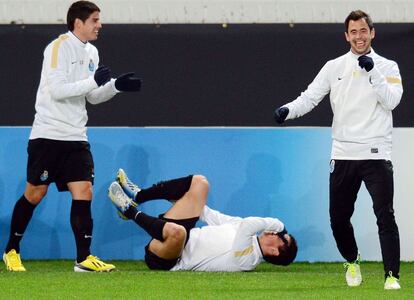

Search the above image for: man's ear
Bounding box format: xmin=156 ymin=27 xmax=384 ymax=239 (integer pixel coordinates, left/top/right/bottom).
xmin=74 ymin=18 xmax=82 ymax=30
xmin=345 ymin=31 xmax=350 ymax=42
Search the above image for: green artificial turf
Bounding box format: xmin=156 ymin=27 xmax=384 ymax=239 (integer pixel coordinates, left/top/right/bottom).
xmin=0 ymin=261 xmax=412 ymax=299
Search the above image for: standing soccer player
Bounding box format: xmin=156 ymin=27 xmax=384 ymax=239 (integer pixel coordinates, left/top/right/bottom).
xmin=3 ymin=1 xmax=141 ymax=272
xmin=274 ymin=10 xmax=402 ymax=289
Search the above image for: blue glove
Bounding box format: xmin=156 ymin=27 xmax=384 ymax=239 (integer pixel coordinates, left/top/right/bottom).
xmin=274 ymin=107 xmax=289 ymax=124
xmin=358 ymin=55 xmax=374 ymax=72
xmin=94 ymin=65 xmax=111 ymax=86
xmin=115 ymin=72 xmax=142 ymax=92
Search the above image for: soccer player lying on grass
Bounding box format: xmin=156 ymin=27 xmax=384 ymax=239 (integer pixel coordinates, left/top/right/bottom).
xmin=108 ymin=169 xmax=298 ymax=271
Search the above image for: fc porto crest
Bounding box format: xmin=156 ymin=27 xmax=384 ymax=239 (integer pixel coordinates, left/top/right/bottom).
xmin=40 ymin=170 xmax=49 ymax=181
xmin=88 ymin=59 xmax=95 ymax=72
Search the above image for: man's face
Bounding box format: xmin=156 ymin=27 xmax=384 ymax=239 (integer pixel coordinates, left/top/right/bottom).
xmin=75 ymin=11 xmax=102 ymax=42
xmin=345 ymin=18 xmax=375 ymax=55
xmin=263 ymin=232 xmax=291 ymax=256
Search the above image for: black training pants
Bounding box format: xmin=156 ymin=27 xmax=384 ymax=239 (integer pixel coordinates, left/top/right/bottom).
xmin=329 ymin=159 xmax=400 ymax=277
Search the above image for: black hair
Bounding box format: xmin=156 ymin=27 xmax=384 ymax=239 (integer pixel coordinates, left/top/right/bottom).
xmin=67 ymin=1 xmax=100 ymax=31
xmin=263 ymin=234 xmax=298 ymax=266
xmin=345 ymin=10 xmax=374 ymax=32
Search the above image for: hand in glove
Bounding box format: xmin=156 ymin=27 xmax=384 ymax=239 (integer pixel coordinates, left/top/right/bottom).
xmin=115 ymin=72 xmax=142 ymax=92
xmin=358 ymin=55 xmax=374 ymax=72
xmin=274 ymin=107 xmax=289 ymax=124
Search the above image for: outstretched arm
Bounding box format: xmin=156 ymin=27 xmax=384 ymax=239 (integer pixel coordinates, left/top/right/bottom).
xmin=87 ymin=72 xmax=142 ymax=104
xmin=275 ymin=62 xmax=331 ymax=123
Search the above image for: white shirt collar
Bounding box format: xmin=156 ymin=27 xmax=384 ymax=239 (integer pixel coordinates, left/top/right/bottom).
xmin=68 ymin=31 xmax=88 ymax=49
xmin=349 ymin=47 xmax=376 ymax=60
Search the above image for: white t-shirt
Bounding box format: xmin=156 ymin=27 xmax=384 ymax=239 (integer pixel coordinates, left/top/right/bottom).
xmin=170 ymin=206 xmax=285 ymax=272
xmin=30 ymin=31 xmax=119 ymax=141
xmin=284 ymin=49 xmax=403 ymax=160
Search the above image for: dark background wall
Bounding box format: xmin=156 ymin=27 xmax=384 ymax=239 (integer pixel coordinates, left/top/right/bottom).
xmin=0 ymin=23 xmax=412 ymax=126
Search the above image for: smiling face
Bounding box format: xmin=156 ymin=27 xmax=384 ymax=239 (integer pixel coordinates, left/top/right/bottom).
xmin=73 ymin=11 xmax=101 ymax=42
xmin=345 ymin=18 xmax=375 ymax=55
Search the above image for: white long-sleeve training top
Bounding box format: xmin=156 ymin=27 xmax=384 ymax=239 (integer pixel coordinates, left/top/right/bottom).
xmin=30 ymin=31 xmax=119 ymax=141
xmin=283 ymin=49 xmax=403 ymax=160
xmin=170 ymin=206 xmax=285 ymax=272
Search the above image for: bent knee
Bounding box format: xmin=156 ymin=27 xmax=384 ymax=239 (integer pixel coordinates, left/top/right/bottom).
xmin=192 ymin=175 xmax=210 ymax=193
xmin=25 ymin=185 xmax=48 ymax=204
xmin=164 ymin=223 xmax=187 ymax=244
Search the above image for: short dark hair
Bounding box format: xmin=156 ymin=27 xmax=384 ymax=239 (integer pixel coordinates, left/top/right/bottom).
xmin=67 ymin=1 xmax=100 ymax=31
xmin=263 ymin=234 xmax=298 ymax=266
xmin=345 ymin=10 xmax=374 ymax=32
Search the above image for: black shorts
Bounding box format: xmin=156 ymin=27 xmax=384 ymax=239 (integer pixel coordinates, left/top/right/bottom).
xmin=144 ymin=214 xmax=199 ymax=270
xmin=27 ymin=138 xmax=94 ymax=192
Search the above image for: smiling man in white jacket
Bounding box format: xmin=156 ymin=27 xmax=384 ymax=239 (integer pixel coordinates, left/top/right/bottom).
xmin=274 ymin=10 xmax=402 ymax=290
xmin=3 ymin=1 xmax=141 ymax=273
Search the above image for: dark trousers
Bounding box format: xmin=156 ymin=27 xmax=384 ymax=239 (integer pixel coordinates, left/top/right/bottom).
xmin=329 ymin=159 xmax=400 ymax=277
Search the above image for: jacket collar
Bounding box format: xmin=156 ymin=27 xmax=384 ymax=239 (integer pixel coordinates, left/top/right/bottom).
xmin=349 ymin=48 xmax=376 ymax=60
xmin=68 ymin=31 xmax=88 ymax=49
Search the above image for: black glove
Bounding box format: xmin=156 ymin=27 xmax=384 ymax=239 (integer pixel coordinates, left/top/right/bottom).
xmin=94 ymin=65 xmax=111 ymax=86
xmin=277 ymin=228 xmax=288 ymax=236
xmin=274 ymin=107 xmax=289 ymax=124
xmin=358 ymin=55 xmax=374 ymax=72
xmin=115 ymin=72 xmax=142 ymax=92
xmin=277 ymin=228 xmax=289 ymax=244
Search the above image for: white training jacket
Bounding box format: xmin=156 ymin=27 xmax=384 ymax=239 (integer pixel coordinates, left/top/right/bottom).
xmin=30 ymin=31 xmax=119 ymax=141
xmin=170 ymin=206 xmax=285 ymax=272
xmin=283 ymin=49 xmax=403 ymax=160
